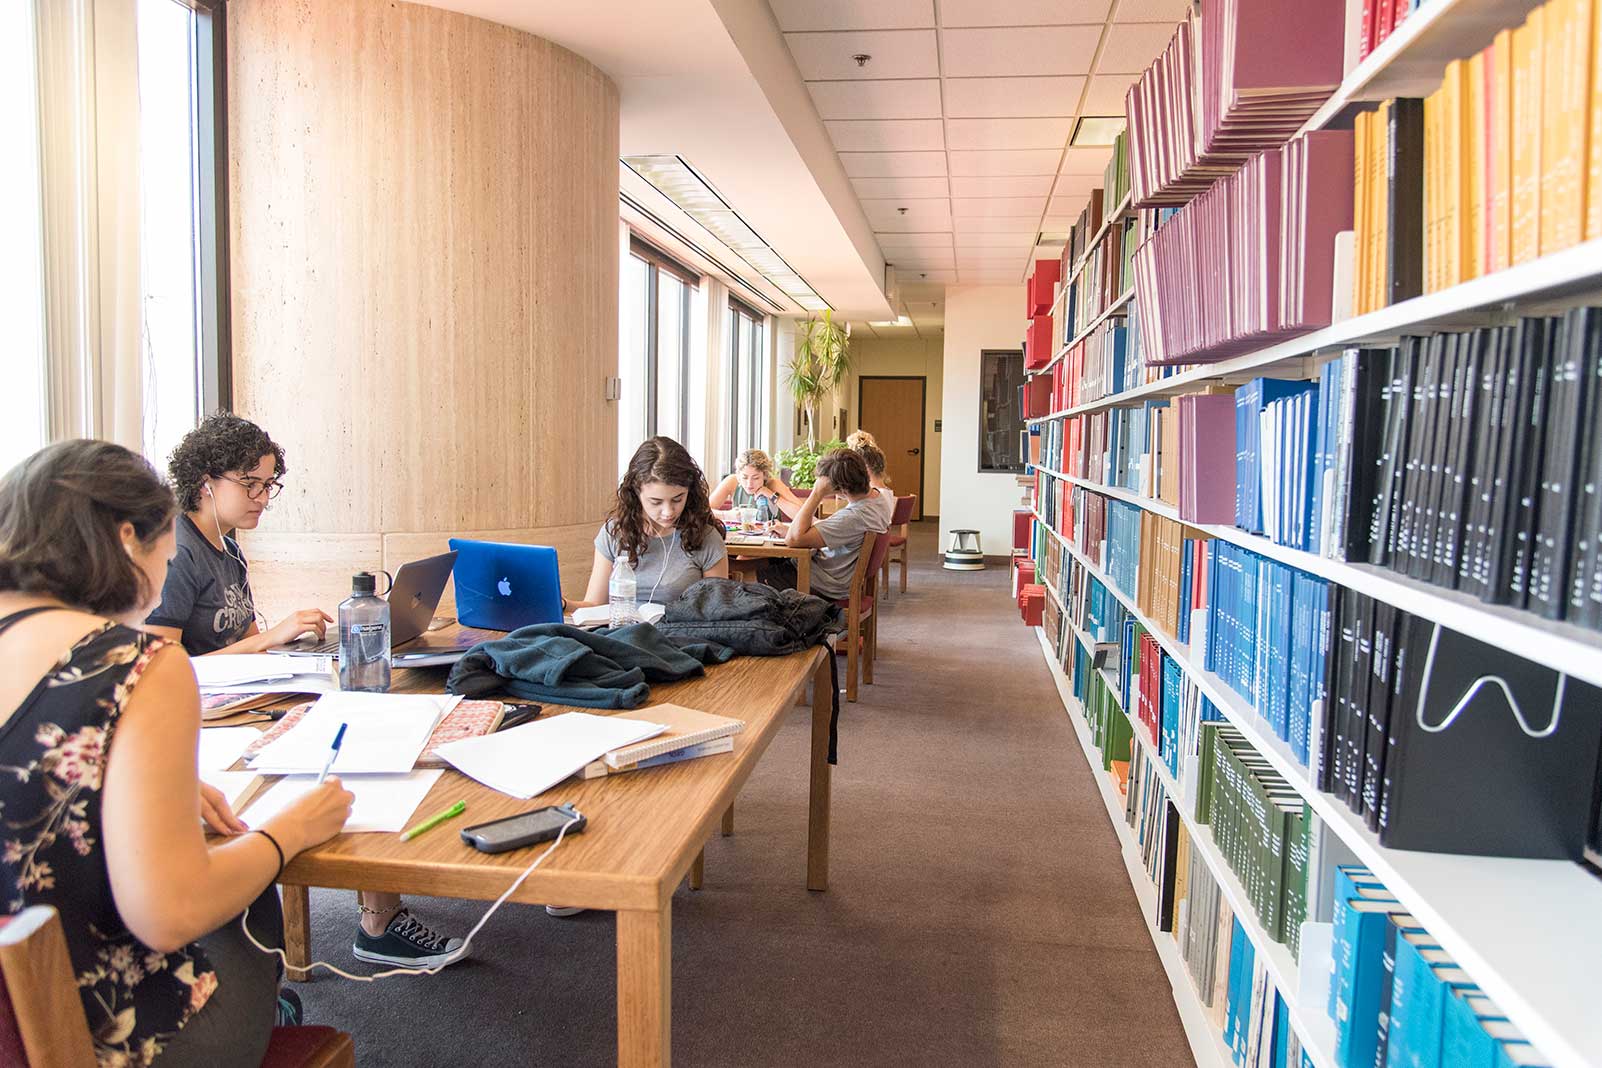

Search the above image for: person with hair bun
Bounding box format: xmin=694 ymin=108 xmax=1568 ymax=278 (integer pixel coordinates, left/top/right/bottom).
xmin=761 ymin=447 xmax=888 ymax=599
xmin=0 ymin=440 xmax=353 ymax=1067
xmin=568 ymin=436 xmax=730 ymax=610
xmin=851 ymin=441 xmax=896 ymax=527
xmin=708 ymin=448 xmax=802 ymax=522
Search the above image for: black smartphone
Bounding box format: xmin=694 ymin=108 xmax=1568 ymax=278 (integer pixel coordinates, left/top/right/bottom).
xmin=460 ymin=803 xmax=586 ymax=853
xmin=496 ymin=703 xmax=543 ymax=731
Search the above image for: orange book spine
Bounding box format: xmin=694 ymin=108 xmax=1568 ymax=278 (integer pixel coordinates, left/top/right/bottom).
xmin=1589 ymin=0 xmax=1602 ymax=239
xmin=1563 ymin=0 xmax=1597 ymax=247
xmin=1465 ymin=52 xmax=1486 ymax=280
xmin=1423 ymin=91 xmax=1438 ymax=292
xmin=1491 ymin=30 xmax=1515 ymax=269
xmin=1372 ymin=101 xmax=1392 ymax=311
xmin=1353 ymin=110 xmax=1371 ymax=314
xmin=1540 ymin=0 xmax=1571 ymax=255
xmin=1511 ymin=11 xmax=1545 ymax=265
xmin=1444 ymin=61 xmax=1465 ymax=286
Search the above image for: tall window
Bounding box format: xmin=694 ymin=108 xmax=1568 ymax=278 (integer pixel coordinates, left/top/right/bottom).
xmin=620 ymin=238 xmax=697 ymax=457
xmin=138 ymin=0 xmax=229 ymax=466
xmin=978 ymin=350 xmax=1026 ymax=473
xmin=0 ymin=1 xmax=47 ymax=473
xmin=727 ymin=298 xmax=766 ymax=471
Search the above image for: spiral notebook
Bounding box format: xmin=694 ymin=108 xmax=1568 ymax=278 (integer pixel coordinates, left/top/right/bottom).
xmin=599 ymin=703 xmax=744 ymax=770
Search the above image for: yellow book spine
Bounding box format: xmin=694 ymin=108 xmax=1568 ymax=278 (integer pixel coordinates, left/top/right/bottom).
xmin=1512 ymin=11 xmax=1544 ymax=265
xmin=1540 ymin=0 xmax=1572 ymax=254
xmin=1492 ymin=29 xmax=1515 ymax=270
xmin=1373 ymin=101 xmax=1392 ymax=311
xmin=1423 ymin=93 xmax=1435 ymax=293
xmin=1444 ymin=61 xmax=1464 ymax=287
xmin=1590 ymin=0 xmax=1602 ymax=239
xmin=1353 ymin=110 xmax=1371 ymax=315
xmin=1466 ymin=53 xmax=1486 ymax=280
xmin=1566 ymin=0 xmax=1597 ymax=247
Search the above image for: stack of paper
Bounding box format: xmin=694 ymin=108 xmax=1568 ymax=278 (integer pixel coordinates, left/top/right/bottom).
xmin=241 ymin=770 xmax=444 ymax=833
xmin=193 ymin=653 xmax=337 ymax=696
xmin=198 ymin=726 xmax=260 ymax=771
xmin=435 ymin=712 xmax=666 ymax=799
xmin=249 ymin=692 xmax=461 ymax=775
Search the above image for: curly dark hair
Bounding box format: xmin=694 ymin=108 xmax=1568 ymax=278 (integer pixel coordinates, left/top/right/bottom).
xmin=0 ymin=440 xmax=177 ymax=615
xmin=816 ymin=448 xmax=870 ymax=496
xmin=167 ymin=413 xmax=287 ymax=511
xmin=608 ymin=437 xmax=717 ymax=568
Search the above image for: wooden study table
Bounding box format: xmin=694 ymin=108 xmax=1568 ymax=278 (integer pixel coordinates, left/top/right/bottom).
xmin=270 ymin=634 xmax=834 ymax=1068
xmin=724 ymin=535 xmax=813 ymax=594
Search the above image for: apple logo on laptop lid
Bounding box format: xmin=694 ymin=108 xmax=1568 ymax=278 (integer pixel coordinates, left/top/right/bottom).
xmin=497 ymin=576 xmax=513 ymax=597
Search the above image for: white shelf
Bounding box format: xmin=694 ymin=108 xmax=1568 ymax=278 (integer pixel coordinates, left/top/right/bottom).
xmin=1037 ymin=528 xmax=1602 ymax=1068
xmin=1037 ymin=625 xmax=1336 ymax=1068
xmin=1047 ymin=473 xmax=1602 ymax=691
xmin=1301 ymin=0 xmax=1548 ymax=133
xmin=1031 ymin=288 xmax=1136 ymax=379
xmin=1035 ymin=626 xmax=1232 ymax=1068
xmin=1029 ymin=237 xmax=1602 ymax=416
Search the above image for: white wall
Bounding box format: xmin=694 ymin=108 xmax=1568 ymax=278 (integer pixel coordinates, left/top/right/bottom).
xmin=939 ymin=285 xmax=1028 ymax=556
xmin=837 ymin=335 xmax=944 ymax=516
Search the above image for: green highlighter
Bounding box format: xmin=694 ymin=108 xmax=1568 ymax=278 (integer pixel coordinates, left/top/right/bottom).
xmin=401 ymin=800 xmax=467 ymax=841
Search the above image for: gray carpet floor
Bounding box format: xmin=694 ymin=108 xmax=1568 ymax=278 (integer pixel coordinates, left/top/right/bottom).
xmin=292 ymin=523 xmax=1193 ymax=1066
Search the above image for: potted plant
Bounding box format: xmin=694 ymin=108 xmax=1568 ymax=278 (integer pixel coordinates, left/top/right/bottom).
xmin=787 ymin=310 xmax=851 ymax=449
xmin=777 ymin=438 xmax=846 ymax=489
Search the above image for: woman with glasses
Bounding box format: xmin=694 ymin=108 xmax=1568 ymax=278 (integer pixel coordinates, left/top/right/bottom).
xmin=145 ymin=413 xmax=331 ymax=655
xmin=146 ymin=414 xmax=466 ymax=970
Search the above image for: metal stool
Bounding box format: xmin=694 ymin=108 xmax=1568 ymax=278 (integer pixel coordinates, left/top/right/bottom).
xmin=943 ymin=528 xmax=984 ymax=571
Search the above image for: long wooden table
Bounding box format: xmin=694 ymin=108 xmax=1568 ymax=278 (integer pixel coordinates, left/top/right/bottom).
xmin=271 ymin=639 xmax=833 ymax=1068
xmin=723 ymin=538 xmax=813 ymax=594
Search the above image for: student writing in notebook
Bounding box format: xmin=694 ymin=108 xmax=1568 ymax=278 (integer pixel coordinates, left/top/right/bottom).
xmin=145 ymin=414 xmax=466 ymax=971
xmin=0 ymin=440 xmax=353 ymax=1068
xmin=567 ymin=436 xmax=730 ymax=610
xmin=761 ymin=448 xmax=889 ymax=600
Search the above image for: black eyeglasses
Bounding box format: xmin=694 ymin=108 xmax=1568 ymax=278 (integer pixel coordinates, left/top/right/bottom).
xmin=218 ymin=474 xmax=285 ymax=500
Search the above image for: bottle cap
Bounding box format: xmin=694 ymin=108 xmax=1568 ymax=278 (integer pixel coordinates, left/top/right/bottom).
xmin=351 ymin=571 xmax=377 ymax=595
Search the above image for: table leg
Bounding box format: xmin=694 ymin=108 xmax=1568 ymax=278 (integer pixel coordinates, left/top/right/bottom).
xmin=807 ymin=653 xmax=832 ymax=892
xmin=617 ymin=907 xmax=671 ymax=1068
xmin=689 ymin=848 xmax=704 ymax=891
xmin=281 ymin=883 xmax=311 ymax=982
xmin=795 ymin=553 xmax=811 ymax=596
xmin=720 ymin=804 xmax=734 ymax=837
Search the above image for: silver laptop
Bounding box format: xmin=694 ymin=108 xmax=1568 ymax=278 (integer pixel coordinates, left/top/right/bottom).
xmin=277 ymin=552 xmax=476 ymax=664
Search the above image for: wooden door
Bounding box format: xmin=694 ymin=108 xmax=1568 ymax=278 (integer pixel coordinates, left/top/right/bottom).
xmin=857 ymin=376 xmax=926 ymax=520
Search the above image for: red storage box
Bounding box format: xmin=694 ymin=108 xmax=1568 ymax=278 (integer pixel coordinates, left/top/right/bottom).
xmin=1027 ymin=259 xmax=1060 ymax=316
xmin=1013 ymin=509 xmax=1033 ymax=550
xmin=1025 ymin=315 xmax=1054 ymax=370
xmin=1011 ymin=558 xmax=1036 ymax=599
xmin=1019 ymin=584 xmax=1045 ymax=627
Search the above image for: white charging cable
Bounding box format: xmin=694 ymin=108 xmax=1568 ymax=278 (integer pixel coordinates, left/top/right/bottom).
xmin=239 ymin=814 xmax=583 ymax=981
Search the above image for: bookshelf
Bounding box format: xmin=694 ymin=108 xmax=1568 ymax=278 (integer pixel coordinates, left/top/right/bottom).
xmin=1033 ymin=510 xmax=1602 ymax=1068
xmin=1012 ymin=1 xmax=1602 ymax=1064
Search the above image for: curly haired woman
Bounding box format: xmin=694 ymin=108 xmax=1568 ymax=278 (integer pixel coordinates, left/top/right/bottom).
xmin=567 ymin=437 xmax=730 ymax=610
xmin=707 ymin=447 xmax=802 ymax=522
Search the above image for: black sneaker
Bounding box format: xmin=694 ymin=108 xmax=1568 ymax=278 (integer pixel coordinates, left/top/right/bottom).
xmin=351 ymin=908 xmax=467 ymax=969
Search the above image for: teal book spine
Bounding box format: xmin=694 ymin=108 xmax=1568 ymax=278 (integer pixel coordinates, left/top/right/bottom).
xmin=1337 ymin=906 xmax=1396 ymax=1068
xmin=1441 ymin=993 xmax=1498 ymax=1068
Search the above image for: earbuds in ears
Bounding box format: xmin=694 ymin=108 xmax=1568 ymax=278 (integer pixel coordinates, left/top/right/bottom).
xmin=204 ymin=482 xmax=212 ymax=496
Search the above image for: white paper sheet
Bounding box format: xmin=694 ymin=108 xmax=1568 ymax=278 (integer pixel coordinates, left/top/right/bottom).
xmin=434 ymin=712 xmax=666 ymax=799
xmin=192 ymin=654 xmax=315 ymax=689
xmin=199 ymin=770 xmax=262 ymax=812
xmin=249 ymin=692 xmax=461 ymax=774
xmin=201 ymin=674 xmax=339 ymax=695
xmin=197 ymin=726 xmax=259 ymax=771
xmin=241 ymin=770 xmax=445 ymax=833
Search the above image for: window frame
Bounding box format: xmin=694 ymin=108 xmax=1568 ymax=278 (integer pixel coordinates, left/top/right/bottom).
xmin=727 ymin=296 xmax=764 ymax=472
xmin=627 ymin=236 xmax=696 ymax=442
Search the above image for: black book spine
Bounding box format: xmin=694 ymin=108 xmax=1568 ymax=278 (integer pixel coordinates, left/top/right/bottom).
xmin=1318 ymin=585 xmax=1346 ymax=794
xmin=1368 ymin=345 xmax=1410 ymax=566
xmin=1484 ymin=320 xmax=1532 ymax=604
xmin=1414 ymin=334 xmax=1458 ymax=581
xmin=1397 ymin=338 xmax=1438 ymax=577
xmin=1386 ymin=100 xmax=1425 ymax=305
xmin=1435 ymin=331 xmax=1482 ymax=587
xmin=1361 ymin=602 xmax=1398 ymax=830
xmin=1571 ymin=325 xmax=1602 ymax=627
xmin=1532 ymin=308 xmax=1598 ymax=618
xmin=1460 ymin=326 xmax=1510 ymax=598
xmin=1345 ymin=593 xmax=1375 ymax=811
xmin=1376 ymin=613 xmax=1428 ymax=839
xmin=1507 ymin=318 xmax=1557 ymax=609
xmin=1344 ymin=349 xmax=1386 ymax=562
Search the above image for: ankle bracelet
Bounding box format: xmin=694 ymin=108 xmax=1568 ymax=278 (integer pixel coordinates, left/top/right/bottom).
xmin=357 ymin=903 xmax=399 ymax=916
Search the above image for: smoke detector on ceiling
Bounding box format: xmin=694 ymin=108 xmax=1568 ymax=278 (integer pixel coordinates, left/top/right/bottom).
xmin=852 ymin=53 xmax=871 ymax=67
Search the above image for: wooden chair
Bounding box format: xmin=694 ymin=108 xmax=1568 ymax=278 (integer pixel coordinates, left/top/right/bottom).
xmin=0 ymin=905 xmax=355 ymax=1068
xmin=833 ymin=530 xmax=892 ymax=702
xmin=881 ymin=495 xmax=917 ymax=600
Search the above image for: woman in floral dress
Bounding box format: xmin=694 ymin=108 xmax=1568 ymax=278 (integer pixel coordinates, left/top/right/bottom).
xmin=0 ymin=440 xmax=352 ymax=1067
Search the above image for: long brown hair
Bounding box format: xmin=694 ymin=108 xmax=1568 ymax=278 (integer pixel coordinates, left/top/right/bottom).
xmin=608 ymin=437 xmax=718 ymax=567
xmin=0 ymin=440 xmax=178 ymax=615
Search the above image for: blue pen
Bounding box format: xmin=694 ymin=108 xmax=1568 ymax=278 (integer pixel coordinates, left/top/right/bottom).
xmin=315 ymin=722 xmax=347 ymax=785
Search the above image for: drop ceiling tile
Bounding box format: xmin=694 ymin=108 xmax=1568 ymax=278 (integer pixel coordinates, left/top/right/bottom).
xmin=784 ymin=30 xmax=939 ymax=80
xmin=1048 ymin=193 xmax=1104 ymax=216
xmin=839 ymin=151 xmax=948 ymax=177
xmin=952 ymin=223 xmax=1038 ymax=240
xmin=938 ymin=0 xmax=1111 ymax=26
xmin=769 ymin=0 xmax=935 ymax=31
xmin=1112 ymin=0 xmax=1189 ymax=22
xmin=1058 ymin=146 xmax=1113 ymax=175
xmin=825 ymin=119 xmax=945 ymax=151
xmin=951 ymin=196 xmax=1047 ymax=218
xmin=948 ymin=174 xmax=1056 ymax=197
xmin=876 ymin=231 xmax=955 ymax=249
xmin=945 ymin=117 xmax=1074 ymax=151
xmin=948 ymin=149 xmax=1061 ymax=176
xmin=1081 ymin=72 xmax=1139 ymax=115
xmin=942 ymin=75 xmax=1086 ymax=118
xmin=807 ymin=79 xmax=943 ymax=120
xmin=939 ymin=26 xmax=1104 ymax=77
xmin=900 ymin=268 xmax=957 ymax=282
xmin=1096 ymin=22 xmax=1175 ymax=73
xmin=862 ymin=199 xmax=953 ymax=230
xmin=885 ymin=247 xmax=956 ymax=268
xmin=851 ymin=176 xmax=951 ymax=199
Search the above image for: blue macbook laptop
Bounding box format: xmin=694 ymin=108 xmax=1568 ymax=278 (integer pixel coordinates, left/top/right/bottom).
xmin=449 ymin=539 xmax=564 ymax=631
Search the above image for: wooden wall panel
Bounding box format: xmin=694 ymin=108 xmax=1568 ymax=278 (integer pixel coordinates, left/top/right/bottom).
xmin=237 ymin=532 xmax=385 ymax=627
xmin=227 ymin=0 xmax=620 ymax=613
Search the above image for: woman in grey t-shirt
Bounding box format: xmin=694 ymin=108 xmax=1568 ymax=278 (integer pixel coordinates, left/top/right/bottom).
xmin=568 ymin=437 xmax=729 ymax=610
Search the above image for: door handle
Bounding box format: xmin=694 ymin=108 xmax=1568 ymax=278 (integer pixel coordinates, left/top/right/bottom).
xmin=908 ymin=448 xmax=920 ymax=455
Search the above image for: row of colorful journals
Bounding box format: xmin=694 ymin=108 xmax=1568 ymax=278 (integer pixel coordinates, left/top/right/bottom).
xmin=1351 ymin=0 xmax=1602 ymax=315
xmin=1124 ymin=0 xmax=1344 ymax=208
xmin=1331 ymin=866 xmax=1545 ymax=1068
xmin=1131 ymin=130 xmax=1355 ymax=367
xmin=1357 ymin=0 xmax=1424 ymax=63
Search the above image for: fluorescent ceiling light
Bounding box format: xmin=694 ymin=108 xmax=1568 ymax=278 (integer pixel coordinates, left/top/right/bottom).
xmin=622 ymin=154 xmax=832 ymax=315
xmin=868 ymin=315 xmax=914 ymax=327
xmin=1071 ymin=117 xmax=1123 ymax=147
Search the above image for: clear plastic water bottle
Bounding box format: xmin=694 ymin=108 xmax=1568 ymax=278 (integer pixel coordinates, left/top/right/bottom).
xmin=755 ymin=494 xmax=774 ymax=525
xmin=609 ymin=557 xmax=639 ymax=627
xmin=338 ymin=571 xmax=392 ymax=692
